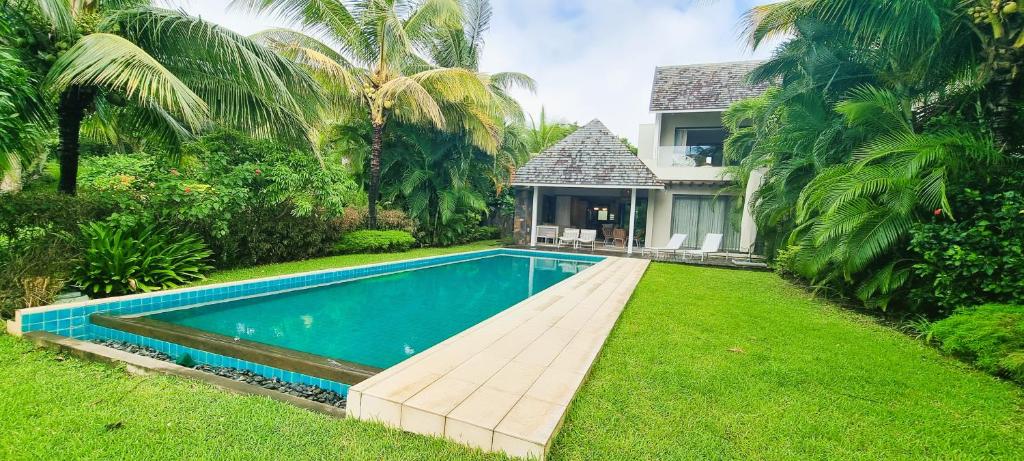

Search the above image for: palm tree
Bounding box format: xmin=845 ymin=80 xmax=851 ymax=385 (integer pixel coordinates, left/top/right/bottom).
xmin=5 ymin=0 xmax=321 ymax=195
xmin=235 ymin=0 xmax=500 ymax=229
xmin=524 ymin=107 xmax=578 ymax=154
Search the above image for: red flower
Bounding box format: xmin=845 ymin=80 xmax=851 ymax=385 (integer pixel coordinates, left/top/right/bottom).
xmin=254 ymin=168 xmax=262 ymax=176
xmin=933 ymin=208 xmax=942 ymax=216
xmin=184 ymin=187 xmax=192 ymax=194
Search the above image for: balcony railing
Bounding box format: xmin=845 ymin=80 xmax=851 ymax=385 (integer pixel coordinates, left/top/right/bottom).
xmin=655 ymin=145 xmax=723 ymax=168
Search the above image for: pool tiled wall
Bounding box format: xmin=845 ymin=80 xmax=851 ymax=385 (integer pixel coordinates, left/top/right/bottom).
xmin=85 ymin=324 xmax=348 ymax=394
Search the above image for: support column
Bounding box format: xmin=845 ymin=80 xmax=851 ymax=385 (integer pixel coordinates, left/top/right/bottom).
xmin=739 ymin=169 xmax=765 ymax=253
xmin=530 ymin=186 xmax=539 ymax=247
xmin=627 ymin=187 xmax=637 ymax=255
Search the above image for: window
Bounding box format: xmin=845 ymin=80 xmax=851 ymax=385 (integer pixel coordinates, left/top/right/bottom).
xmin=672 ymin=128 xmax=727 ymax=166
xmin=670 ymin=195 xmax=740 ymax=251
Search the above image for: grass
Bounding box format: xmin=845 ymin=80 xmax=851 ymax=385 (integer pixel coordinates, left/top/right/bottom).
xmin=550 ymin=263 xmax=1024 ymax=459
xmin=2 ymin=258 xmax=1023 ymax=459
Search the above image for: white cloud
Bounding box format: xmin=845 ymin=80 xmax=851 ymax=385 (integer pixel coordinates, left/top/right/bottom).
xmin=170 ymin=0 xmax=773 ymax=143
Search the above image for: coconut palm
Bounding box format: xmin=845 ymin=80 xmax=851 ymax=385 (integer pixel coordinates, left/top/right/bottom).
xmin=235 ymin=0 xmax=501 ymax=229
xmin=418 ymin=0 xmax=533 ymax=195
xmin=5 ymin=0 xmax=321 ymax=195
xmin=524 ymin=107 xmax=577 ymax=154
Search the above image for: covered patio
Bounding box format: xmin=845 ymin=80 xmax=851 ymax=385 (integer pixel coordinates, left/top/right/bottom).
xmin=511 ymin=120 xmax=664 ymax=255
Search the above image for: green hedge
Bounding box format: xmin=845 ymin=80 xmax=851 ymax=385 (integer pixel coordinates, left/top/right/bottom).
xmin=334 ymin=230 xmax=416 ymax=254
xmin=910 ymin=186 xmax=1024 ymax=315
xmin=928 ymin=304 xmax=1024 ymax=384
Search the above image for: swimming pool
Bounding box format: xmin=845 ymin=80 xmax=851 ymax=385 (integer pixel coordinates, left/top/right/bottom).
xmin=15 ymin=249 xmax=603 ymax=394
xmin=145 ymin=254 xmax=594 ymax=369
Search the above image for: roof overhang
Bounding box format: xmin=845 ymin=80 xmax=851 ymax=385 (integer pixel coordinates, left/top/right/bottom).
xmin=651 ymin=108 xmax=728 ymax=114
xmin=663 ymin=179 xmax=733 ymax=186
xmin=511 ymin=182 xmax=664 ymax=190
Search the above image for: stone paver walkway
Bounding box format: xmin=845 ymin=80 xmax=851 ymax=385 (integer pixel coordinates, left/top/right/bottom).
xmin=346 ymin=256 xmax=649 ymax=459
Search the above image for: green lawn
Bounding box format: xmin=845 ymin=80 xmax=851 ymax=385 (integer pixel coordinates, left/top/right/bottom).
xmin=2 ymin=257 xmax=1023 ymax=460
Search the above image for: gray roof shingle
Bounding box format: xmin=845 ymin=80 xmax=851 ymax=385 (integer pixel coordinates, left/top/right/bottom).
xmin=512 ymin=120 xmax=663 ymax=189
xmin=649 ymin=60 xmax=770 ymax=112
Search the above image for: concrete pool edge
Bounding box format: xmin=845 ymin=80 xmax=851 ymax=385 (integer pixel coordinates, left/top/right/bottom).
xmin=346 ymin=256 xmax=650 ymax=460
xmin=90 ymin=314 xmax=383 ymax=385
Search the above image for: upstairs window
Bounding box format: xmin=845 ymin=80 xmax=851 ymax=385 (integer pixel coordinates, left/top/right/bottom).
xmin=671 ymin=128 xmax=727 ymax=166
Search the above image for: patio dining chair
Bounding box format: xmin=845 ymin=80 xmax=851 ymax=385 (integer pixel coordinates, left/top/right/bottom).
xmin=577 ymin=229 xmax=598 ymax=251
xmin=601 ymin=224 xmax=615 ymax=244
xmin=682 ymin=233 xmax=723 ymax=262
xmin=557 ymin=228 xmax=580 ymax=249
xmin=611 ymin=228 xmax=627 ymax=247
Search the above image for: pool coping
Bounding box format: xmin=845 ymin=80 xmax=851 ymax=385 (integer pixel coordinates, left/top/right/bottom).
xmin=90 ymin=314 xmax=383 ymax=385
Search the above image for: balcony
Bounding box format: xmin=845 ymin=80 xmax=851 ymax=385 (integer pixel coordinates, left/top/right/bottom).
xmin=655 ymin=145 xmax=723 ymax=168
xmin=647 ymin=145 xmax=732 ymax=182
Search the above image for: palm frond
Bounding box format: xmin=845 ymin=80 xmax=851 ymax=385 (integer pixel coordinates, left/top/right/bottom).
xmin=46 ymin=32 xmax=208 ymax=129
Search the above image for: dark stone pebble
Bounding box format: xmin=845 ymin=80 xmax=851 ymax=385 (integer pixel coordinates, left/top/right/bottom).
xmin=92 ymin=338 xmax=346 ymax=408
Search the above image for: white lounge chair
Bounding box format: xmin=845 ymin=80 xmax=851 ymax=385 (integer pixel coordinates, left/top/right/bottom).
xmin=682 ymin=233 xmax=723 ymax=262
xmin=642 ymin=233 xmax=687 ymax=258
xmin=577 ymin=229 xmax=597 ymax=251
xmin=557 ymin=228 xmax=580 ymax=249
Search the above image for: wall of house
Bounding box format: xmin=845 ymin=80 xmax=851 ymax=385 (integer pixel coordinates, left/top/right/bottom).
xmin=643 ymin=181 xmax=760 ymax=252
xmin=645 ymin=183 xmax=732 ymax=248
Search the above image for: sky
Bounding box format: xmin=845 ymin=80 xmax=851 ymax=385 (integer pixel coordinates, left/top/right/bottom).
xmin=171 ymin=0 xmax=775 ymax=143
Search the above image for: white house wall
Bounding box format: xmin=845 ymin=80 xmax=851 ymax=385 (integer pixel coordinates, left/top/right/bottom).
xmin=645 ymin=183 xmax=739 ymax=248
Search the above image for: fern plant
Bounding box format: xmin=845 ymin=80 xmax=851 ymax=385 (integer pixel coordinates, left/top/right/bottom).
xmin=75 ymin=222 xmax=211 ymax=297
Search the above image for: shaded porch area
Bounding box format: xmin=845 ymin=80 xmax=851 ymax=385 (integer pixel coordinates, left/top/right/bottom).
xmin=512 ymin=185 xmax=652 ymax=254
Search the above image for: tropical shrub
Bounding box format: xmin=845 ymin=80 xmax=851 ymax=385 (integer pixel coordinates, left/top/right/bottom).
xmin=0 ymin=227 xmax=78 ymax=318
xmin=928 ymin=304 xmax=1024 ymax=384
xmin=334 ymin=230 xmax=416 ymax=254
xmin=70 ymin=130 xmax=360 ymax=267
xmin=0 ymin=189 xmax=114 ymax=238
xmin=336 ymin=206 xmax=417 ymax=234
xmin=910 ymin=186 xmax=1024 ymax=315
xmin=471 ymin=226 xmax=501 ymax=241
xmin=75 ymin=222 xmax=212 ymax=297
xmin=211 ymin=203 xmax=345 ymax=268
xmin=722 ymin=1 xmax=1024 ymax=312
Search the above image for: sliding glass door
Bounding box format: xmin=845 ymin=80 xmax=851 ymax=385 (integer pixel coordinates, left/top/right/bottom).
xmin=670 ymin=195 xmax=740 ymax=251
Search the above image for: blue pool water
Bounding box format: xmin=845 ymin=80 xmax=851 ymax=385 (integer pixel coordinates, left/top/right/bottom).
xmin=146 ymin=255 xmax=594 ymax=369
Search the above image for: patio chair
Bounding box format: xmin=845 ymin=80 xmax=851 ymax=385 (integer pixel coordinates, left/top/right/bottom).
xmin=601 ymin=224 xmax=615 ymax=244
xmin=611 ymin=228 xmax=627 ymax=247
xmin=641 ymin=233 xmax=687 ymax=258
xmin=681 ymin=233 xmax=723 ymax=262
xmin=577 ymin=229 xmax=597 ymax=251
xmin=557 ymin=228 xmax=580 ymax=249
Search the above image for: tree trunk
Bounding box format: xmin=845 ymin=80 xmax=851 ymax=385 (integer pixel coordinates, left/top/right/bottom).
xmin=56 ymin=87 xmax=92 ymax=195
xmin=367 ymin=121 xmax=384 ymax=230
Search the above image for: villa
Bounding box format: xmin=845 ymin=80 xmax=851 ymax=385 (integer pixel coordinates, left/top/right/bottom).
xmin=512 ymin=60 xmax=770 ymax=256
